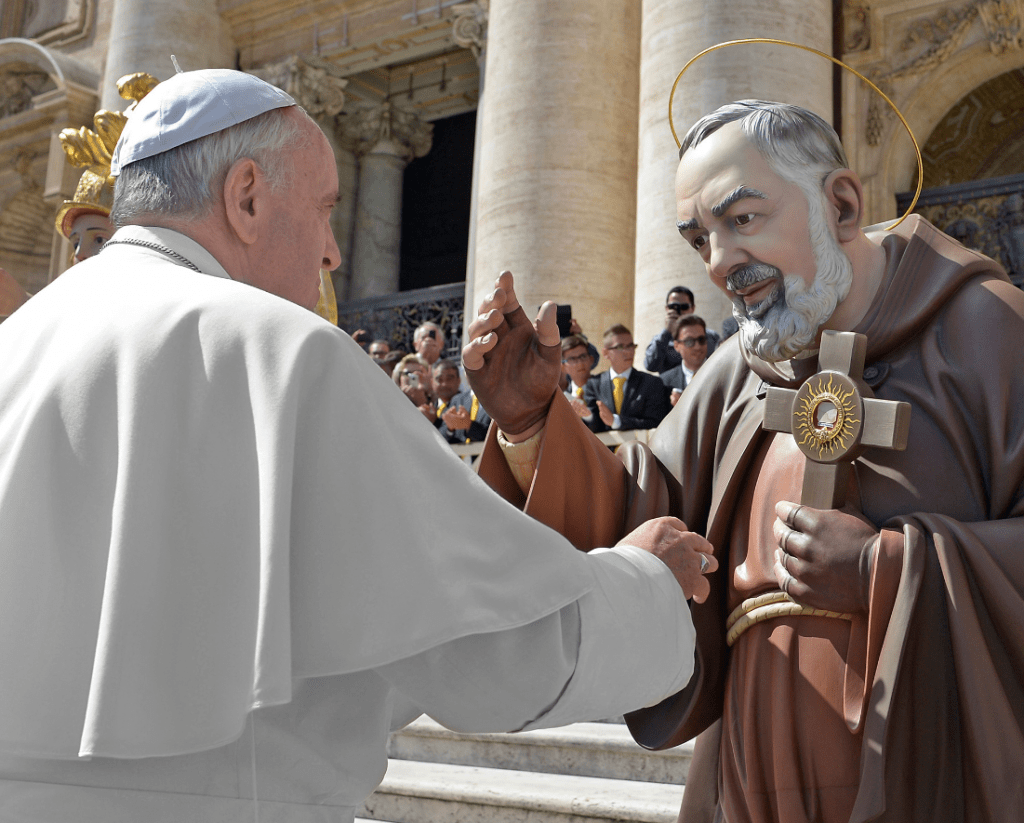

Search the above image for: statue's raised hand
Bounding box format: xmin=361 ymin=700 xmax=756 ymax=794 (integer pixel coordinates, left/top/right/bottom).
xmin=463 ymin=271 xmax=562 ymax=438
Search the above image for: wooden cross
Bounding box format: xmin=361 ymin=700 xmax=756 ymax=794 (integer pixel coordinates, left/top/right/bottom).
xmin=763 ymin=330 xmax=912 ymax=509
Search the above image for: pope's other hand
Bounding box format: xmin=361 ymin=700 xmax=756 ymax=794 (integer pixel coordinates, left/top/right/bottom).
xmin=618 ymin=517 xmax=717 ymax=603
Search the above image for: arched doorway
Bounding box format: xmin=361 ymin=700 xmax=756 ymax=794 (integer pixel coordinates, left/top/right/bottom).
xmin=897 ymin=68 xmax=1024 ymax=287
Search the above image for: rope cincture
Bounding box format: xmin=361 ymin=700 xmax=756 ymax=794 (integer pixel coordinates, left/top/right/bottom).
xmin=725 ymin=590 xmax=854 ymax=647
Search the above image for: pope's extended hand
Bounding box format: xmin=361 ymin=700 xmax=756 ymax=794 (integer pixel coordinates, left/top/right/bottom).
xmin=772 ymin=501 xmax=879 ymax=614
xmin=462 ymin=271 xmax=561 ymax=439
xmin=618 ymin=517 xmax=717 ymax=603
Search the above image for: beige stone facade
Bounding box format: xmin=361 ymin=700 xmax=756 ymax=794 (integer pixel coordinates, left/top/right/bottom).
xmin=2 ymin=0 xmax=1022 ymax=355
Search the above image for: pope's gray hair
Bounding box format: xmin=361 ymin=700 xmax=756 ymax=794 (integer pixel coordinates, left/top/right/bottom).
xmin=111 ymin=106 xmax=311 ymax=227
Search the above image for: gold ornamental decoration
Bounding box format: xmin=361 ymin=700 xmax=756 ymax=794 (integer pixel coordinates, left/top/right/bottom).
xmin=793 ymin=373 xmax=862 ymax=461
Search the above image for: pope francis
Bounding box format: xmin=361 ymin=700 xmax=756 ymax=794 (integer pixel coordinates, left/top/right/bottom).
xmin=0 ymin=70 xmax=714 ymax=822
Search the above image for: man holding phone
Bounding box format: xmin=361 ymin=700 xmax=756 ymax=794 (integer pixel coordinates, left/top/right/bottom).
xmin=644 ymin=286 xmax=719 ymax=373
xmin=413 ymin=321 xmax=445 ymax=368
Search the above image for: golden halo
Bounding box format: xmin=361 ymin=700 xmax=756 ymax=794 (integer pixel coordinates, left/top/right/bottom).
xmin=669 ymin=38 xmax=923 ymax=230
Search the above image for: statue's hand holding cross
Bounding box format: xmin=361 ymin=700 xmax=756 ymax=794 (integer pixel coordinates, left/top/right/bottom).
xmin=764 ymin=330 xmax=911 ymax=509
xmin=729 ymin=332 xmax=913 ymax=632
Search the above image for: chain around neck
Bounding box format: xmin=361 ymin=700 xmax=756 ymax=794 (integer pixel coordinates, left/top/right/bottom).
xmin=102 ymin=238 xmax=202 ymax=273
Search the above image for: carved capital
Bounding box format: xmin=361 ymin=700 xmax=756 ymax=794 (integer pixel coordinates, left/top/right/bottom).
xmin=451 ymin=0 xmax=489 ymax=63
xmin=0 ymin=66 xmax=51 ymax=119
xmin=351 ymin=102 xmax=433 ymax=161
xmin=249 ymin=55 xmax=348 ymax=122
xmin=978 ymin=0 xmax=1024 ymax=53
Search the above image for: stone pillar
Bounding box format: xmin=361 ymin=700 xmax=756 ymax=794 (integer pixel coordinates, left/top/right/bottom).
xmin=248 ymin=57 xmax=355 ymax=300
xmin=633 ymin=0 xmax=833 ymax=359
xmin=451 ymin=0 xmax=489 ymax=329
xmin=348 ymin=104 xmax=432 ymax=300
xmin=471 ymin=0 xmax=640 ymax=354
xmin=101 ymin=0 xmax=235 ymax=109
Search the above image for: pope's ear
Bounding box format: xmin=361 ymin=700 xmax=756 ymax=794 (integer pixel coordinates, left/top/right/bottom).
xmin=823 ymin=168 xmax=864 ymax=243
xmin=222 ymin=157 xmax=262 ymax=246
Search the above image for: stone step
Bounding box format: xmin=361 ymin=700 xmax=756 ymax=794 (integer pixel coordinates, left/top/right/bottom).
xmin=388 ymin=717 xmax=692 ymax=784
xmin=360 ymin=759 xmax=685 ymax=823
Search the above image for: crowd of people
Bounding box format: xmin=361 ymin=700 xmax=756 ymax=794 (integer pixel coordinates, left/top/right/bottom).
xmin=559 ymin=287 xmax=736 ymax=434
xmin=349 ymin=320 xmax=492 ymax=444
xmin=356 ymin=287 xmax=735 ymax=448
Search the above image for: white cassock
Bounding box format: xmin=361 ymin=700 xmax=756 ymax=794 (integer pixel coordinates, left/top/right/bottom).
xmin=0 ymin=227 xmax=696 ymax=822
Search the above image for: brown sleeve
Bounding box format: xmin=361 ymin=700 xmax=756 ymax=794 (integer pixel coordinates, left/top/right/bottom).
xmin=843 ymin=528 xmax=904 ymax=732
xmin=476 ymin=391 xmax=633 ymax=552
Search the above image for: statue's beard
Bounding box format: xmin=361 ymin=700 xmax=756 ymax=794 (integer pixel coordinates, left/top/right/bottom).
xmin=730 ymin=202 xmax=853 ymax=362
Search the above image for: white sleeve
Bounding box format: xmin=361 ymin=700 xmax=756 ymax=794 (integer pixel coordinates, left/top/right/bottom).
xmin=374 ymin=545 xmax=694 ymax=733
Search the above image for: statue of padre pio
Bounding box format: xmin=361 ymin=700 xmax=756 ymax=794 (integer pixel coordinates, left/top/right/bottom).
xmin=464 ymin=97 xmax=1024 ymax=823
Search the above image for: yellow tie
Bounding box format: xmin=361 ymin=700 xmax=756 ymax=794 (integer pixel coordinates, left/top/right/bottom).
xmin=612 ymin=376 xmax=626 ymax=414
xmin=466 ymin=395 xmax=481 ymax=443
xmin=436 ymin=400 xmax=447 ymax=419
xmin=575 ymin=385 xmax=583 ymax=398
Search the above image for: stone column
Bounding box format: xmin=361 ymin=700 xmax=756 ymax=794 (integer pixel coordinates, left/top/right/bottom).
xmin=451 ymin=0 xmax=489 ymax=329
xmin=348 ymin=104 xmax=432 ymax=300
xmin=471 ymin=0 xmax=640 ymax=353
xmin=101 ymin=0 xmax=235 ymax=109
xmin=633 ymin=0 xmax=833 ymax=358
xmin=249 ymin=57 xmax=355 ymax=300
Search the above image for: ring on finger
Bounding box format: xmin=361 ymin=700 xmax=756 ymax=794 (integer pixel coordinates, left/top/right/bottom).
xmin=700 ymin=553 xmax=710 ymax=574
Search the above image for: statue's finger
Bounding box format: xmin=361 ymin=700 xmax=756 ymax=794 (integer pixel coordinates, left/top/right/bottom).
xmin=466 ymin=307 xmax=505 ymax=342
xmin=495 ymin=271 xmax=521 ymax=313
xmin=535 ymin=301 xmax=560 ymax=348
xmin=462 ymin=332 xmax=497 ymax=371
xmin=474 ymin=283 xmax=510 ymax=319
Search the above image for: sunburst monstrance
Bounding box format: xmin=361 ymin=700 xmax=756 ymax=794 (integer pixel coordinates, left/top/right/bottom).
xmin=763 ymin=331 xmax=911 ymax=509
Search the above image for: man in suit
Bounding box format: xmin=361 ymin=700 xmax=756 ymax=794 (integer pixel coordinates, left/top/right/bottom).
xmin=644 ymin=286 xmax=720 ymax=373
xmin=660 ymin=315 xmax=709 ymax=406
xmin=561 ymin=334 xmax=596 ymax=425
xmin=586 ymin=324 xmax=671 ymax=433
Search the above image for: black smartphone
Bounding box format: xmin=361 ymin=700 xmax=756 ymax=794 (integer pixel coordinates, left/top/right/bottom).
xmin=556 ymin=304 xmax=573 ymax=338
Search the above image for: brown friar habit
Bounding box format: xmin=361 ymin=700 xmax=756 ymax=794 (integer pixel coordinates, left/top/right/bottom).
xmin=477 ymin=215 xmax=1024 ymax=823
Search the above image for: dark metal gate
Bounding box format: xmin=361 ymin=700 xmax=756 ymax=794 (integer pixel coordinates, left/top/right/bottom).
xmin=897 ymin=171 xmax=1024 ymax=288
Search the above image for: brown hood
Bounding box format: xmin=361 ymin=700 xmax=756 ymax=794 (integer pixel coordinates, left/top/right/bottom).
xmin=741 ymin=214 xmax=1009 ymax=388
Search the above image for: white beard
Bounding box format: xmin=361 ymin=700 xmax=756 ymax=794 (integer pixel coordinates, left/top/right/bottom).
xmin=732 ymin=197 xmax=853 ymax=362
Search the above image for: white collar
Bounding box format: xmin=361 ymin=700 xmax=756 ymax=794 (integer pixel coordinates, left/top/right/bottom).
xmin=609 ymin=366 xmax=632 ymax=381
xmin=107 ymin=225 xmax=233 ymax=281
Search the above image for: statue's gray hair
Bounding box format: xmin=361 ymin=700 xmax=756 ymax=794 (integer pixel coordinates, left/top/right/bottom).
xmin=680 ymin=99 xmax=847 ymax=193
xmin=680 ymin=100 xmax=849 ymax=248
xmin=111 ymin=106 xmax=311 ymax=227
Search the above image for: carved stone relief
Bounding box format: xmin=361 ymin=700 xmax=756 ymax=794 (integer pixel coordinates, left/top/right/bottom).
xmin=20 ymin=0 xmax=94 ymax=47
xmin=844 ymin=2 xmax=872 ymax=53
xmin=0 ymin=64 xmax=51 ymax=119
xmin=451 ymin=0 xmax=489 ymax=63
xmin=351 ymin=102 xmax=433 ymax=160
xmin=249 ymin=55 xmax=348 ymax=122
xmin=0 ymin=151 xmax=51 ymax=260
xmin=862 ymin=1 xmax=1024 ymax=145
xmin=977 ymin=0 xmax=1024 ymax=53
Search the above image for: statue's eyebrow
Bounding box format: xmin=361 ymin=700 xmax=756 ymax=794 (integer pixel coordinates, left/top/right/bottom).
xmin=712 ymin=186 xmax=767 ymax=217
xmin=677 ymin=218 xmax=700 ymax=233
